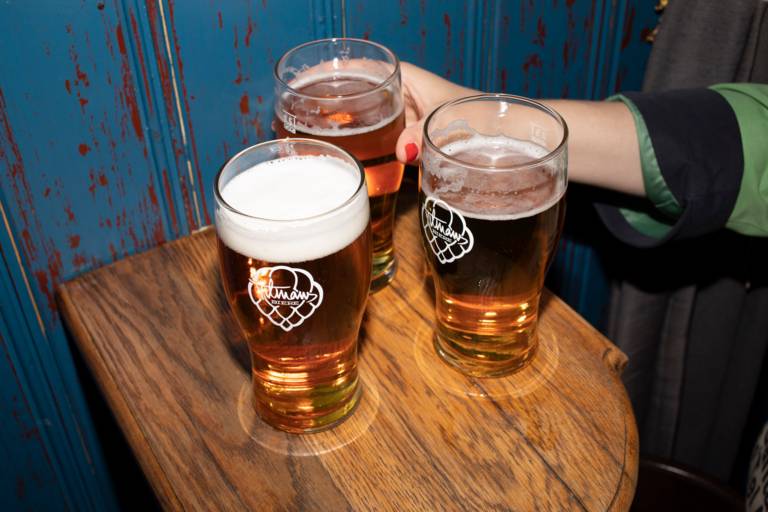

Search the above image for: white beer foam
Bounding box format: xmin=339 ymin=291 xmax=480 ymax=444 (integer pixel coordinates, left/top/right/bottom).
xmin=425 ymin=135 xmax=566 ymax=221
xmin=441 ymin=134 xmax=550 ymax=161
xmin=277 ymin=70 xmax=402 ymax=137
xmin=216 ymin=155 xmax=369 ymax=262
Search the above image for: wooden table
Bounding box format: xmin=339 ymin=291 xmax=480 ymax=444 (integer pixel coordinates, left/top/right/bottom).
xmin=58 ymin=181 xmax=638 ymax=511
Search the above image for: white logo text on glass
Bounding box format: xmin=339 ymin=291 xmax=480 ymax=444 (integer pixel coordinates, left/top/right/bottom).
xmin=422 ymin=196 xmax=474 ymax=264
xmin=248 ymin=266 xmax=323 ymax=332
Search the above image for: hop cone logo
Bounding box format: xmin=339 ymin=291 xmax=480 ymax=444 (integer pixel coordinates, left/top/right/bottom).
xmin=248 ymin=265 xmax=324 ymax=331
xmin=421 ymin=196 xmax=474 ymax=264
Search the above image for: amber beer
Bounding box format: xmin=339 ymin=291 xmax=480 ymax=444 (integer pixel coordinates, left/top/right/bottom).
xmin=275 ymin=39 xmax=404 ymax=291
xmin=214 ymin=139 xmax=371 ymax=433
xmin=420 ymin=96 xmax=568 ymax=377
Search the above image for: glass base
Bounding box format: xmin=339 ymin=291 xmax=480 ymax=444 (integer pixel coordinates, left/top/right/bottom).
xmin=433 ymin=330 xmax=538 ymax=378
xmin=370 ymin=254 xmax=397 ymax=293
xmin=252 ymin=378 xmax=361 ymax=434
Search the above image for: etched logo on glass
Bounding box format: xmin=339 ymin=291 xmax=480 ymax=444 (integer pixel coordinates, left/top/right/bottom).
xmin=282 ymin=109 xmax=297 ymax=134
xmin=422 ymin=196 xmax=474 ymax=264
xmin=248 ymin=266 xmax=323 ymax=331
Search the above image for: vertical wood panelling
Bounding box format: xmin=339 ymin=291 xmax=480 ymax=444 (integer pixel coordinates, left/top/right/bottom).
xmin=0 ymin=2 xmax=168 ymax=324
xmin=0 ymin=292 xmax=64 ymax=509
xmin=0 ymin=1 xmax=165 ymax=509
xmin=613 ymin=0 xmax=658 ymax=94
xmin=345 ymin=0 xmax=481 ymax=87
xmin=493 ymin=0 xmax=602 ymax=97
xmin=0 ymin=208 xmax=113 ymax=510
xmin=130 ymin=0 xmax=201 ymax=235
xmin=146 ymin=0 xmax=343 ymax=221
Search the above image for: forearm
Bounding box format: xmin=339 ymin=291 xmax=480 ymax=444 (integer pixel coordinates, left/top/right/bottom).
xmin=401 ymin=64 xmax=647 ymax=197
xmin=542 ymin=100 xmax=645 ymax=197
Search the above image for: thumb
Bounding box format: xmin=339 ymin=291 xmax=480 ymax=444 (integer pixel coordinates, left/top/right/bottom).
xmin=396 ymin=117 xmax=425 ymax=164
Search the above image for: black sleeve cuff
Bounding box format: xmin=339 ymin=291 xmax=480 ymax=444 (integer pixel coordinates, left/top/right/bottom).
xmin=595 ymin=88 xmax=743 ymax=248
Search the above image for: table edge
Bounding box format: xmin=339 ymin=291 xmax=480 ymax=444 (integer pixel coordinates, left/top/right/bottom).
xmin=57 ymin=283 xmax=183 ymax=511
xmin=57 ymin=226 xmax=638 ymax=510
xmin=609 ymin=385 xmax=640 ymax=511
xmin=537 ymin=291 xmax=638 ymax=509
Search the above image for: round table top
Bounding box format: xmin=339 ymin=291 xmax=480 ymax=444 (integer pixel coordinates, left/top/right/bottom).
xmin=59 ymin=182 xmax=638 ymax=511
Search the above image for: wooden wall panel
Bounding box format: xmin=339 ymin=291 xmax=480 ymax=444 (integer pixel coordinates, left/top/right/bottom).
xmin=346 ymin=1 xmax=484 ymax=87
xmin=152 ymin=0 xmax=343 ymax=219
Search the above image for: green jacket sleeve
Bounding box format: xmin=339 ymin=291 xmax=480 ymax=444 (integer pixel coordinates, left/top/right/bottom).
xmin=596 ymin=84 xmax=768 ymax=246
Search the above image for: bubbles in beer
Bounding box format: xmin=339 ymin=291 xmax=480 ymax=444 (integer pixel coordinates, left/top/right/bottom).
xmin=423 ymin=135 xmax=566 ymax=221
xmin=419 ymin=132 xmax=567 ymax=376
xmin=277 ymin=71 xmax=403 ymax=137
xmin=216 ymin=155 xmax=369 ymax=263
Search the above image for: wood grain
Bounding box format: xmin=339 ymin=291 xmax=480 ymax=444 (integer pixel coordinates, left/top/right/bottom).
xmin=58 ymin=181 xmax=637 ymax=511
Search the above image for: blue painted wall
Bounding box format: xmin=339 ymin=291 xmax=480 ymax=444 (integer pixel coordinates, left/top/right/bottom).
xmin=0 ymin=1 xmax=658 ymax=509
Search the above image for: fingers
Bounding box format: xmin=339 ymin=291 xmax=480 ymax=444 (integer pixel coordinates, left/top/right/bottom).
xmin=396 ymin=117 xmax=425 ymax=164
xmin=397 ymin=62 xmax=481 ymax=164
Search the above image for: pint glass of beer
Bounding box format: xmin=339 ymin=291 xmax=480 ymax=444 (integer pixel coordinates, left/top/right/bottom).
xmin=419 ymin=95 xmax=567 ymax=377
xmin=214 ymin=139 xmax=372 ymax=432
xmin=274 ymin=38 xmax=404 ymax=292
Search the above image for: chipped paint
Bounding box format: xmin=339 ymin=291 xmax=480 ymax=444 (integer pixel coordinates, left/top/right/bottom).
xmin=115 ymin=24 xmax=144 ymax=143
xmin=165 ymin=0 xmax=210 ymax=225
xmin=621 ymin=5 xmax=635 ymax=50
xmin=0 ymin=86 xmax=59 ymax=323
xmin=234 ymin=57 xmax=244 ymax=85
xmin=522 ymin=53 xmax=543 ymax=71
xmin=161 ymin=168 xmax=179 ymax=235
xmin=129 ymin=9 xmax=153 ymax=113
xmin=146 ymin=0 xmax=195 ymax=230
xmin=443 ymin=13 xmax=451 ymax=49
xmin=534 ymin=16 xmax=546 ymax=46
xmin=1 ymin=333 xmax=53 ymax=462
xmin=75 ymin=63 xmax=90 ymax=87
xmin=245 ymin=17 xmax=254 ymax=47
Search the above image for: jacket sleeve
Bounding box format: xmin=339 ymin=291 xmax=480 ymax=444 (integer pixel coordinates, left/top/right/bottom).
xmin=594 ymin=83 xmax=768 ymax=247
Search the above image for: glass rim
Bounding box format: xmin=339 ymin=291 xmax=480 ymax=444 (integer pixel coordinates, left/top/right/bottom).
xmin=214 ymin=138 xmax=367 ymax=223
xmin=274 ymin=37 xmax=401 ymax=101
xmin=423 ymin=93 xmax=569 ymax=172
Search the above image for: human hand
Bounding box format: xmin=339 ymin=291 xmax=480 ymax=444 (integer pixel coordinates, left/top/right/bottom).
xmin=396 ymin=62 xmax=478 ymax=164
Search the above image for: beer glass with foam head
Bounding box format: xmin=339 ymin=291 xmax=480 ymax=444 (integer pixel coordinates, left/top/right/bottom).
xmin=274 ymin=38 xmax=404 ymax=292
xmin=419 ymin=95 xmax=567 ymax=377
xmin=215 ymin=139 xmax=371 ymax=433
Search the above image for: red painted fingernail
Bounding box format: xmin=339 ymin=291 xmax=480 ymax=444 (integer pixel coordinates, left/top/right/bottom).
xmin=405 ymin=143 xmax=419 ymax=162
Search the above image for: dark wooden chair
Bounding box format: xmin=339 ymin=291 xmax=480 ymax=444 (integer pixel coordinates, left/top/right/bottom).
xmin=631 ymin=457 xmax=744 ymax=512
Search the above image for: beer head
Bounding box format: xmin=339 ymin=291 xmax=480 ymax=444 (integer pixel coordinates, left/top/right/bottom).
xmin=214 ymin=139 xmax=369 ymax=263
xmin=422 ymin=135 xmax=566 ymax=221
xmin=425 ymin=94 xmax=568 ymax=155
xmin=422 ymin=94 xmax=568 ymax=219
